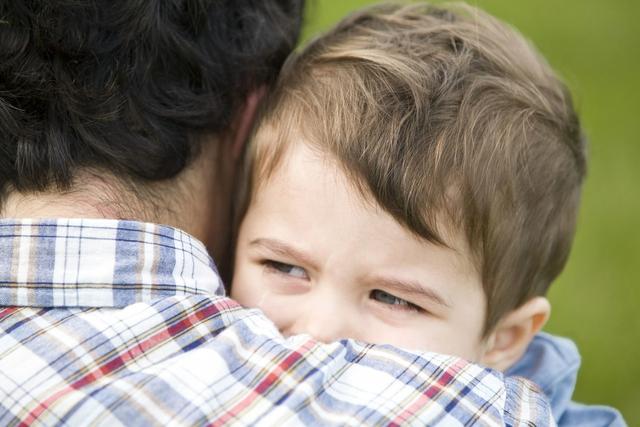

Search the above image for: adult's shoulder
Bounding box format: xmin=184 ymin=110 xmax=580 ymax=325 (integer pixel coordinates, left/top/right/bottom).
xmin=1 ymin=295 xmax=556 ymax=426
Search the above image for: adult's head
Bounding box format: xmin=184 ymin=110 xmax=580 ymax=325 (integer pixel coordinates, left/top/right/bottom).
xmin=0 ymin=0 xmax=304 ymax=263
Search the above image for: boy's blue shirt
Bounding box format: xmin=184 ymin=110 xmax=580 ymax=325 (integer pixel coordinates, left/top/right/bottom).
xmin=508 ymin=332 xmax=627 ymax=426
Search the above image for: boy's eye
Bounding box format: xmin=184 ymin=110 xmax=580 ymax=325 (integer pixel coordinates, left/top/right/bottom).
xmin=264 ymin=260 xmax=309 ymax=280
xmin=370 ymin=289 xmax=419 ymax=311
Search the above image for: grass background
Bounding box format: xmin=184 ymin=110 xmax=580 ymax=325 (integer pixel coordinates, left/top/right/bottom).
xmin=301 ymin=1 xmax=639 ymax=423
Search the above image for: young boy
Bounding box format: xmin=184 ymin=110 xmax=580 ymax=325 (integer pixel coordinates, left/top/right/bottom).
xmin=231 ymin=3 xmax=624 ymax=425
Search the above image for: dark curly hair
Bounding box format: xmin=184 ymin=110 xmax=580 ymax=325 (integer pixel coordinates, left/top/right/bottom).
xmin=0 ymin=0 xmax=304 ymax=198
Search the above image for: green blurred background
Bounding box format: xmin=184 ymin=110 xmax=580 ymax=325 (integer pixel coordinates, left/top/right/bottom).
xmin=302 ymin=0 xmax=639 ymax=423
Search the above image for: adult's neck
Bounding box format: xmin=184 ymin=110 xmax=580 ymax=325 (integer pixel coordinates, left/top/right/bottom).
xmin=1 ymin=158 xmax=232 ymax=267
xmin=2 ymin=192 xmax=115 ymax=219
xmin=3 ymin=174 xmax=152 ymax=221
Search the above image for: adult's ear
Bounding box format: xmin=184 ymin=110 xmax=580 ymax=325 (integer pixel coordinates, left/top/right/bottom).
xmin=228 ymin=86 xmax=268 ymax=160
xmin=480 ymin=296 xmax=550 ymax=371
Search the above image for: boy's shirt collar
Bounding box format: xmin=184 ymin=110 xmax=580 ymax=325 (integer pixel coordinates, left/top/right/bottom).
xmin=507 ymin=332 xmax=626 ymax=426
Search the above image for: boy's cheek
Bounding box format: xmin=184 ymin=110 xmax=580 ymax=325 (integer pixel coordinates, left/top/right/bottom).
xmin=229 ymin=261 xmax=260 ymax=307
xmin=245 ymin=292 xmax=297 ymax=334
xmin=230 ymin=268 xmax=294 ymax=332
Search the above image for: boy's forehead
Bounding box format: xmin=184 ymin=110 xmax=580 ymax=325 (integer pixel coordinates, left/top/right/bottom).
xmin=251 ymin=141 xmax=479 ymax=281
xmin=252 ymin=119 xmax=477 ymax=263
xmin=252 ymin=121 xmax=329 ymax=195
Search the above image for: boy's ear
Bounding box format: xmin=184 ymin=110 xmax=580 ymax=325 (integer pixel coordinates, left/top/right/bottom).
xmin=480 ymin=296 xmax=550 ymax=371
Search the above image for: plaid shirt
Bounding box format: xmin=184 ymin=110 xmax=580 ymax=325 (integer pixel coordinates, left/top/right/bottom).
xmin=0 ymin=219 xmax=554 ymax=426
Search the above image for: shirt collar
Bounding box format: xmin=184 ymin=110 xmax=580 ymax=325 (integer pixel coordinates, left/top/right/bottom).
xmin=0 ymin=218 xmax=224 ymax=308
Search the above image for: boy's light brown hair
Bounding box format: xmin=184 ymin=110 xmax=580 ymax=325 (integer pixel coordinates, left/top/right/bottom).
xmin=240 ymin=2 xmax=586 ymax=334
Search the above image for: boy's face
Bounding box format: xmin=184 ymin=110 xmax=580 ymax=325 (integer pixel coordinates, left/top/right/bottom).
xmin=232 ymin=142 xmax=489 ymax=361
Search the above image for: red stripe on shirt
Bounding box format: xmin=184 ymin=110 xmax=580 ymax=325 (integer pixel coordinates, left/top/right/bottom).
xmin=18 ymin=301 xmax=222 ymax=426
xmin=208 ymin=340 xmax=314 ymax=426
xmin=388 ymin=359 xmax=465 ymax=427
xmin=0 ymin=307 xmax=18 ymax=320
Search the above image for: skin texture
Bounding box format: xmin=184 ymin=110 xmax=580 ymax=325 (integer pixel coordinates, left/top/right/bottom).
xmin=232 ymin=142 xmax=493 ymax=361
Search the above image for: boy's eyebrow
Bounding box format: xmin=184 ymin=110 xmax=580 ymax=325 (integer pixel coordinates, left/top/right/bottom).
xmin=371 ymin=276 xmax=452 ymax=308
xmin=249 ymin=238 xmax=318 ymax=269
